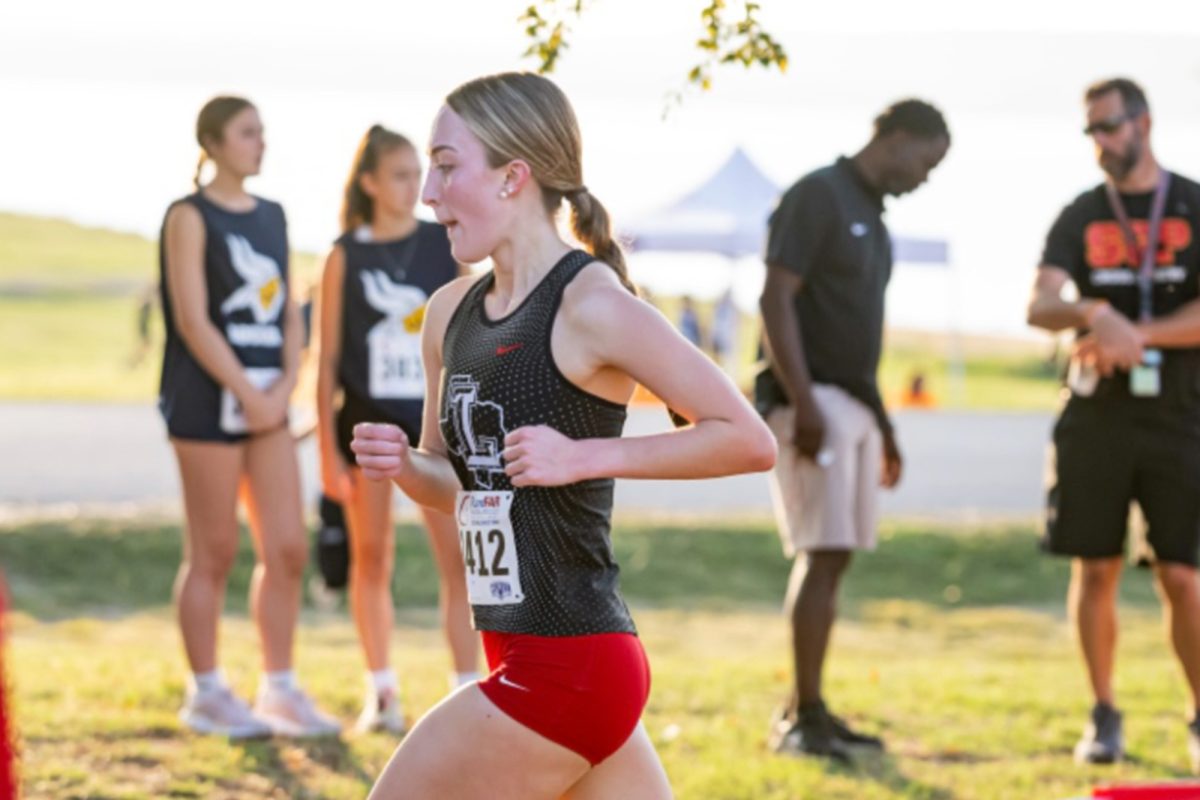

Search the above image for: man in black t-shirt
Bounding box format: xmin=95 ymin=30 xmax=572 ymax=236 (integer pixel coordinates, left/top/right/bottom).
xmin=1028 ymin=77 xmax=1200 ymax=771
xmin=759 ymin=99 xmax=950 ymax=761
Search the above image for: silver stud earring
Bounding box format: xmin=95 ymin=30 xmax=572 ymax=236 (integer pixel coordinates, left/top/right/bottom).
xmin=499 ymin=187 xmax=510 ymax=199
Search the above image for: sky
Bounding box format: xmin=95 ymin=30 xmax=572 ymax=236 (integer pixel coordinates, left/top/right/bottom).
xmin=3 ymin=0 xmax=1200 ymax=334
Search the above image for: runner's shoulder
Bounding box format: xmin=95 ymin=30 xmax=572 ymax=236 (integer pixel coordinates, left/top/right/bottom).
xmin=165 ymin=197 xmax=204 ymax=230
xmin=561 ymin=259 xmax=643 ymax=336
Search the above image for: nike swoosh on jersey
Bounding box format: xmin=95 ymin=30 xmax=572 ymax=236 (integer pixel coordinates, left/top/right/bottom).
xmin=497 ymin=674 xmax=531 ymax=692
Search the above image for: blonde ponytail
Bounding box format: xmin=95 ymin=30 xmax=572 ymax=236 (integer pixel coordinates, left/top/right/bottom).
xmin=566 ymin=188 xmax=635 ymax=294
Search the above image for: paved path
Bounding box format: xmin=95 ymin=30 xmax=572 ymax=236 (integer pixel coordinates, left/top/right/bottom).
xmin=0 ymin=403 xmax=1052 ymax=522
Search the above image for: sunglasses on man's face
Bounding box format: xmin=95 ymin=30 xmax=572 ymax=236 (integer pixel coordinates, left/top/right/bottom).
xmin=1084 ymin=114 xmax=1132 ymax=137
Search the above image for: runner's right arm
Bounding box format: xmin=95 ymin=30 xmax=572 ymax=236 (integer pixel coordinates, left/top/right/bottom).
xmin=1026 ymin=265 xmax=1109 ymax=331
xmin=760 ymin=266 xmax=826 ymax=459
xmin=315 ymin=244 xmax=353 ymax=500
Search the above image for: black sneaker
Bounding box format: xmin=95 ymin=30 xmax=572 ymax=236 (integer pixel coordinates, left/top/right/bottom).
xmin=771 ymin=702 xmax=851 ymax=763
xmin=828 ymin=710 xmax=884 ymax=751
xmin=766 ymin=706 xmax=794 ymax=750
xmin=1188 ymin=716 xmax=1200 ymax=775
xmin=1074 ymin=703 xmax=1123 ymax=764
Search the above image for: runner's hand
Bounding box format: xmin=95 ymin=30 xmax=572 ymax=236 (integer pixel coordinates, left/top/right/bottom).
xmin=503 ymin=426 xmax=582 ymax=487
xmin=1078 ymin=308 xmax=1144 ymax=375
xmin=264 ymin=377 xmax=293 ymax=419
xmin=351 ymin=422 xmax=411 ymax=481
xmin=792 ymin=400 xmax=826 ymax=461
xmin=881 ymin=429 xmax=903 ymax=489
xmin=242 ymin=389 xmax=286 ymax=433
xmin=320 ymin=448 xmax=356 ymax=502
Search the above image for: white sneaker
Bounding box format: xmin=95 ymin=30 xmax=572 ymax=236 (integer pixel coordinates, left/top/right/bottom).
xmin=253 ymin=686 xmax=342 ymax=738
xmin=179 ymin=687 xmax=272 ymax=740
xmin=354 ymin=687 xmax=407 ymax=735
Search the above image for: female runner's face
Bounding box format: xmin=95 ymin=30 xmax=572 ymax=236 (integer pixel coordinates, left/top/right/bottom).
xmin=362 ymin=145 xmax=422 ymax=220
xmin=422 ymin=106 xmax=512 ymax=264
xmin=210 ymin=106 xmax=265 ymax=180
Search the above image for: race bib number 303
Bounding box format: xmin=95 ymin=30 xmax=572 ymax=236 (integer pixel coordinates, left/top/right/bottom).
xmin=455 ymin=491 xmax=524 ymax=606
xmin=368 ymin=324 xmax=423 ymax=400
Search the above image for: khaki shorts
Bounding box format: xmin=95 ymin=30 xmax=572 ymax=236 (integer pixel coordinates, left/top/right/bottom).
xmin=767 ymin=384 xmax=882 ymax=556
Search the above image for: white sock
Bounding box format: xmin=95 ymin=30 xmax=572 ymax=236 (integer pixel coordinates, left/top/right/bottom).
xmin=369 ymin=668 xmax=398 ymax=696
xmin=192 ymin=669 xmax=226 ymax=694
xmin=264 ymin=670 xmax=298 ymax=692
xmin=451 ymin=671 xmax=482 ymax=689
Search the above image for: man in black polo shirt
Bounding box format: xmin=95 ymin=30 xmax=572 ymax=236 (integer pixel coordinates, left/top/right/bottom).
xmin=758 ymin=99 xmax=950 ymax=760
xmin=1028 ymin=77 xmax=1200 ymax=771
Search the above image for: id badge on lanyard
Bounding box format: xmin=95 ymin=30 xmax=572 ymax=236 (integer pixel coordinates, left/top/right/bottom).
xmin=1104 ymin=171 xmax=1171 ymax=398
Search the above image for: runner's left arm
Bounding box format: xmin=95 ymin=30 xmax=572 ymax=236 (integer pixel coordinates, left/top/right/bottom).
xmin=502 ymin=273 xmax=775 ymax=486
xmin=274 ymin=288 xmax=303 ymax=399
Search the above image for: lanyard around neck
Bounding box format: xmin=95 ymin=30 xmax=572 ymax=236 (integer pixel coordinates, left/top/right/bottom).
xmin=1104 ymin=169 xmax=1171 ymax=323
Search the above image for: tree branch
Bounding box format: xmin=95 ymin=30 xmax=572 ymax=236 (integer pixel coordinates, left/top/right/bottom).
xmin=519 ymin=0 xmax=787 ymax=95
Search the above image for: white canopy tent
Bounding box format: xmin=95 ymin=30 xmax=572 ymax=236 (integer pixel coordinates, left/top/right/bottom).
xmin=622 ymin=146 xmax=949 ymax=265
xmin=619 ymin=147 xmax=963 ymax=399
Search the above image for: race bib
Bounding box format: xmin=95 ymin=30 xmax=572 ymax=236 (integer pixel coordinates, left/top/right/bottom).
xmin=455 ymin=491 xmax=524 ymax=606
xmin=368 ymin=319 xmax=423 ymax=399
xmin=220 ymin=367 xmax=282 ymax=434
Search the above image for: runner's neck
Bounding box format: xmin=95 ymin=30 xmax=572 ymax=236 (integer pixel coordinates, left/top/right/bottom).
xmin=370 ymin=213 xmax=419 ymax=242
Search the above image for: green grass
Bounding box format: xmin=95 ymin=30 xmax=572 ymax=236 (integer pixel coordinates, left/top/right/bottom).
xmin=3 ymin=517 xmax=1192 ymax=799
xmin=0 ymin=213 xmax=156 ymax=285
xmin=0 ymin=212 xmax=322 ymax=289
xmin=0 ymin=294 xmax=160 ymax=402
xmin=880 ymin=340 xmax=1061 ymax=412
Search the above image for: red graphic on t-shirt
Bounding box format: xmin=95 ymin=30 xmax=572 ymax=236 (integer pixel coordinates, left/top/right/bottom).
xmin=1084 ymin=218 xmax=1192 ymax=269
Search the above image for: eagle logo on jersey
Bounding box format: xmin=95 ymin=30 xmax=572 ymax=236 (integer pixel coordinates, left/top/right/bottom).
xmin=361 ymin=270 xmax=428 ymax=332
xmin=362 ymin=270 xmax=429 ymax=399
xmin=221 ymin=234 xmax=284 ymax=324
xmin=442 ymin=375 xmax=509 ymax=489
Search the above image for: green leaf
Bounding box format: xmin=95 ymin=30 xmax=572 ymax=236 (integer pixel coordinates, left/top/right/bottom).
xmin=517 ymin=0 xmax=787 ymax=99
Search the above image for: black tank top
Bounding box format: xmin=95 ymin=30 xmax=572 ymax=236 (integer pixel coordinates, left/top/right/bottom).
xmin=336 ymin=221 xmax=458 ymax=422
xmin=440 ymin=250 xmax=634 ymax=636
xmin=158 ymin=193 xmax=289 ymax=429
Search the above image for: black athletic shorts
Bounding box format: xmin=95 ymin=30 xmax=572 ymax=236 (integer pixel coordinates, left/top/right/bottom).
xmin=160 ymin=358 xmax=283 ymax=444
xmin=335 ymin=390 xmax=420 ymax=465
xmin=1044 ymin=394 xmax=1200 ymax=566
